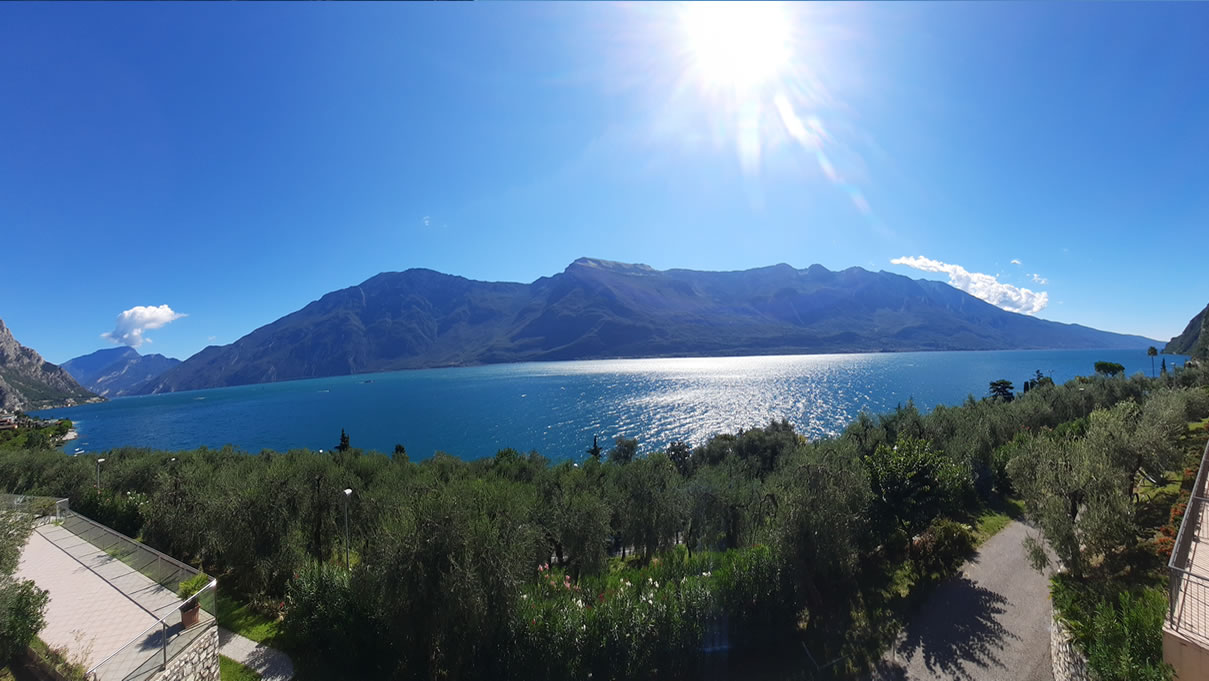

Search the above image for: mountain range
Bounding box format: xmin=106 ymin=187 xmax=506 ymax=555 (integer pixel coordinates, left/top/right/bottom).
xmin=61 ymin=347 xmax=181 ymax=397
xmin=1164 ymin=303 xmax=1209 ymax=359
xmin=0 ymin=319 xmax=97 ymax=411
xmin=137 ymin=258 xmax=1156 ymax=394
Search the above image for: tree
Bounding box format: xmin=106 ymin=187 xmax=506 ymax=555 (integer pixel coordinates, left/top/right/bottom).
xmin=1095 ymin=361 xmax=1125 ymax=378
xmin=335 ymin=429 xmax=351 ymax=452
xmin=666 ymin=441 xmax=692 ymax=477
xmin=608 ymin=437 xmax=637 ymax=464
xmin=585 ymin=435 xmax=602 ymax=461
xmin=864 ymin=436 xmax=967 ymax=534
xmin=1022 ymin=369 xmax=1055 ymax=394
xmin=770 ymin=447 xmax=870 ymax=614
xmin=989 ymin=379 xmax=1015 ymax=402
xmin=615 ymin=454 xmax=684 ymax=561
xmin=1148 ymin=346 xmax=1158 ymax=378
xmin=1007 ymin=418 xmax=1134 ymax=579
xmin=1161 ymin=357 xmax=1168 ymax=375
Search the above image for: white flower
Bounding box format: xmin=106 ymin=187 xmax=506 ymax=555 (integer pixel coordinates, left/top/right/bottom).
xmin=521 ymin=594 xmax=528 ymax=600
xmin=575 ymin=599 xmax=584 ymax=608
xmin=654 ymin=581 xmax=659 ymax=588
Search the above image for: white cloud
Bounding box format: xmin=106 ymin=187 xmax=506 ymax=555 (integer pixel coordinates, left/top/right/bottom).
xmin=102 ymin=305 xmax=186 ymax=348
xmin=891 ymin=255 xmax=1049 ymax=315
xmin=422 ymin=215 xmax=431 ymax=227
xmin=1030 ymin=273 xmax=1049 ymax=285
xmin=1010 ymin=259 xmax=1022 ymax=265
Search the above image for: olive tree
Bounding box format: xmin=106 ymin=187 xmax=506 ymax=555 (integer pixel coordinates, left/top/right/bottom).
xmin=1008 ymin=411 xmax=1135 ymax=578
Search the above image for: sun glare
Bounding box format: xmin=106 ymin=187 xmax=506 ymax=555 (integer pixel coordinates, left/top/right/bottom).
xmin=679 ymin=2 xmax=792 ymax=95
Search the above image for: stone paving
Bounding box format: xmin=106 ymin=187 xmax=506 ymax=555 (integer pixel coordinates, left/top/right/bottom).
xmin=219 ymin=628 xmax=295 ymax=681
xmin=15 ymin=528 xmax=159 ymax=672
xmin=15 ymin=521 xmax=215 ymax=681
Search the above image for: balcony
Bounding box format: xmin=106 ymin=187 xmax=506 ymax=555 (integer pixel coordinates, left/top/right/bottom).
xmin=1166 ymin=438 xmax=1209 ymax=679
xmin=10 ymin=496 xmax=218 ymax=681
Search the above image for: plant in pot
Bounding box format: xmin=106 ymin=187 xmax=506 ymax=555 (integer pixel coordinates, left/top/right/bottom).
xmin=177 ymin=573 xmax=210 ymax=629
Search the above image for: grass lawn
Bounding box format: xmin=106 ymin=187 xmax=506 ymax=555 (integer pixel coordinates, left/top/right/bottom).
xmin=220 ymin=656 xmax=262 ymax=681
xmin=970 ymin=495 xmax=1025 ymax=548
xmin=217 ymin=592 xmax=282 ymax=645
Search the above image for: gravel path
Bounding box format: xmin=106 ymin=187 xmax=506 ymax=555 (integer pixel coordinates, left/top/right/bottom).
xmin=218 ymin=628 xmax=295 ymax=681
xmin=870 ymin=521 xmax=1054 ymax=681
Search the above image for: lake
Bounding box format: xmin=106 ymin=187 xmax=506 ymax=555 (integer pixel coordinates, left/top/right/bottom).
xmin=33 ymin=349 xmax=1179 ymax=461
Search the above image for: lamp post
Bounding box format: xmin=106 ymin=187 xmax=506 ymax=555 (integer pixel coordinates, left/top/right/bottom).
xmin=343 ymin=488 xmax=353 ymax=570
xmin=96 ymin=458 xmax=106 ymax=489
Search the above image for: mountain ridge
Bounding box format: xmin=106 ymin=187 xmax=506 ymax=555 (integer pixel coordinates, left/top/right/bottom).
xmin=0 ymin=319 xmax=98 ymax=411
xmin=139 ymin=260 xmax=1157 ymax=394
xmin=62 ymin=347 xmax=181 ymax=397
xmin=1163 ymin=303 xmax=1209 ymax=359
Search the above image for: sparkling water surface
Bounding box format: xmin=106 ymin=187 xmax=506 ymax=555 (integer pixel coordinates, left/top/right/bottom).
xmin=34 ymin=349 xmax=1175 ymax=461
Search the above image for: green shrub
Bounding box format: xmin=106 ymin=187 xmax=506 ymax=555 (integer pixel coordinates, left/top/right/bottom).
xmin=29 ymin=638 xmax=86 ymax=681
xmin=1086 ymin=590 xmax=1172 ymax=681
xmin=0 ymin=579 xmax=48 ymax=660
xmin=507 ymin=546 xmax=787 ymax=681
xmin=1050 ymin=573 xmax=1110 ymax=647
xmin=910 ymin=518 xmax=974 ymax=579
xmin=178 ymin=573 xmax=211 ymax=600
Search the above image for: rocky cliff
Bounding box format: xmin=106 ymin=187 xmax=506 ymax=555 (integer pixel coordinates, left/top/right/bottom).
xmin=0 ymin=319 xmax=98 ymax=411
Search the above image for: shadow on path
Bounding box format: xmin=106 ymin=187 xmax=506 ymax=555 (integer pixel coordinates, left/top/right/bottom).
xmin=890 ymin=576 xmax=1019 ymax=681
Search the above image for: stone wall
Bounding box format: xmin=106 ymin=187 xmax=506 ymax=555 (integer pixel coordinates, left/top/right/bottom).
xmin=1050 ymin=608 xmax=1091 ymax=681
xmin=151 ymin=626 xmax=219 ymax=681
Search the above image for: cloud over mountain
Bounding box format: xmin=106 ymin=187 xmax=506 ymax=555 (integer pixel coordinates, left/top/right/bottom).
xmin=891 ymin=255 xmax=1048 ymax=315
xmin=102 ymin=305 xmax=186 ymax=348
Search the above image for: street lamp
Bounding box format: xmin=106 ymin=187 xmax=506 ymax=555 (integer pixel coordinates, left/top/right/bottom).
xmin=342 ymin=488 xmax=353 ymax=570
xmin=96 ymin=458 xmax=105 ymax=489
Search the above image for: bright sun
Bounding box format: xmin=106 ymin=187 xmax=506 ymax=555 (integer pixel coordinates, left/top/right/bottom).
xmin=679 ymin=2 xmax=792 ymax=95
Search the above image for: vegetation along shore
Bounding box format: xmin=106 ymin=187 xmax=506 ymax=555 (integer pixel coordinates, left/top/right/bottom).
xmin=1 ymin=362 xmax=1206 ymax=680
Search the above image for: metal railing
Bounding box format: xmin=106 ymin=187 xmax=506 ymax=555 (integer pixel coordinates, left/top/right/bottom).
xmin=59 ymin=511 xmax=199 ymax=592
xmin=86 ymin=578 xmax=218 ymax=681
xmin=0 ymin=493 xmax=68 ymax=524
xmin=1168 ymin=437 xmax=1209 ymax=641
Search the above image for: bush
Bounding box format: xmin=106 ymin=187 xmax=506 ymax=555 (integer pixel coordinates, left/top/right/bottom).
xmin=177 ymin=573 xmax=211 ymax=600
xmin=1050 ymin=574 xmax=1105 ymax=646
xmin=0 ymin=579 xmax=48 ymax=660
xmin=1153 ymin=535 xmax=1174 ymax=560
xmin=910 ymin=518 xmax=975 ymax=579
xmin=1170 ymin=492 xmax=1191 ymax=527
xmin=507 ymin=545 xmax=788 ymax=681
xmin=281 ymin=563 xmax=374 ymax=677
xmin=29 ymin=638 xmax=86 ymax=681
xmin=1086 ymin=590 xmax=1173 ymax=681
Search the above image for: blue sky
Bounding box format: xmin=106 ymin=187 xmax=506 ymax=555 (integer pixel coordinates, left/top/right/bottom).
xmin=3 ymin=2 xmax=1208 ymax=364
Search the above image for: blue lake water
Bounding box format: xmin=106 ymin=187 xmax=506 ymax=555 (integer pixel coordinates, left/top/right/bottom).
xmin=34 ymin=349 xmax=1180 ymax=461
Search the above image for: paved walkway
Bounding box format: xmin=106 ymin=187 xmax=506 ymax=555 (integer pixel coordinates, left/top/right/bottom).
xmin=15 ymin=528 xmax=160 ymax=672
xmin=15 ymin=522 xmax=217 ymax=681
xmin=870 ymin=521 xmax=1055 ymax=681
xmin=219 ymin=628 xmax=295 ymax=681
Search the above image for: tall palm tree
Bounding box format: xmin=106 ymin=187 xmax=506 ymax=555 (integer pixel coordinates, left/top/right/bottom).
xmin=1148 ymin=346 xmax=1158 ymax=377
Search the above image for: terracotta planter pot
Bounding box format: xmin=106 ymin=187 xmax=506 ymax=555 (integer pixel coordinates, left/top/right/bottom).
xmin=180 ymin=600 xmax=200 ymax=628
